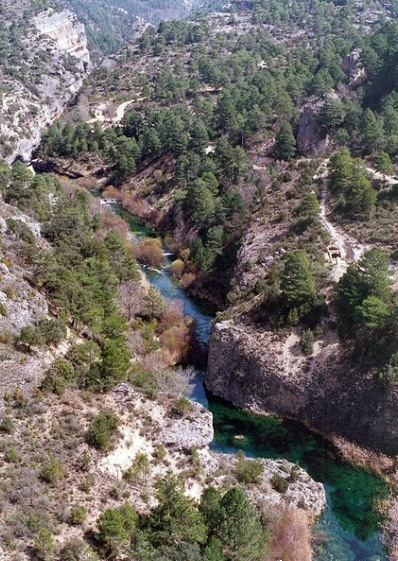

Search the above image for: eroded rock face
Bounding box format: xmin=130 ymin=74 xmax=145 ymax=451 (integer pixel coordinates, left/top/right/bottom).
xmin=244 ymin=457 xmax=325 ymax=517
xmin=32 ymin=9 xmax=90 ymax=71
xmin=0 ymin=197 xmax=74 ymax=406
xmin=109 ymin=384 xmax=326 ymax=517
xmin=0 ymin=9 xmax=90 ymax=163
xmin=206 ymin=320 xmax=398 ymax=455
xmin=341 ymin=49 xmax=365 ymax=87
xmin=297 ymin=98 xmax=331 ymax=156
xmin=158 ymin=402 xmax=214 ymax=450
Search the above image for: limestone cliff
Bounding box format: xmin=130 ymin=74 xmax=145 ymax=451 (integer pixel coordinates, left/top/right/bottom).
xmin=205 ymin=161 xmax=398 ymax=456
xmin=0 ymin=196 xmax=74 ymax=405
xmin=0 ymin=8 xmax=90 ymax=163
xmin=32 ymin=9 xmax=90 ymax=72
xmin=207 ymin=319 xmax=398 ymax=455
xmin=296 ymin=97 xmax=331 ymax=156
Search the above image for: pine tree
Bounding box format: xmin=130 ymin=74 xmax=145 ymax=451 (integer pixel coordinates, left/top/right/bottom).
xmin=148 ymin=476 xmax=208 ymax=546
xmin=362 ymin=109 xmax=385 ymax=154
xmin=274 ymin=122 xmax=297 ymax=160
xmin=374 ymin=150 xmax=394 ymax=181
xmin=216 ymin=488 xmax=268 ymax=561
xmin=280 ymin=251 xmax=316 ymax=306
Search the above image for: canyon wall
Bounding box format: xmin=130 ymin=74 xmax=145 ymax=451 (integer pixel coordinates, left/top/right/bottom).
xmin=207 ymin=319 xmax=398 ymax=455
xmin=0 ymin=8 xmax=90 ymax=163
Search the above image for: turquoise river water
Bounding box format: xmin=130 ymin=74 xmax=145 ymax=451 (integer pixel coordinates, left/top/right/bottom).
xmin=119 ymin=207 xmax=390 ymax=561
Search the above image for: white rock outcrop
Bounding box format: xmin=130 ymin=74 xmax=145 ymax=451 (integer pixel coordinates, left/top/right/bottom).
xmin=108 ymin=384 xmax=326 ymax=517
xmin=32 ymin=9 xmax=90 ymax=71
xmin=159 ymin=402 xmax=214 ymax=450
xmin=0 ymin=9 xmax=90 ymax=163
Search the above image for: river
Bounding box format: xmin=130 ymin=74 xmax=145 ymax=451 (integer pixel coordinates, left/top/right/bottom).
xmin=119 ymin=206 xmax=389 ymax=561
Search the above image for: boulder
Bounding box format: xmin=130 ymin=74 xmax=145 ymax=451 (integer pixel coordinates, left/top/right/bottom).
xmin=297 ymin=97 xmax=331 ymax=156
xmin=159 ymin=402 xmax=214 ymax=450
xmin=341 ymin=49 xmax=366 ymax=87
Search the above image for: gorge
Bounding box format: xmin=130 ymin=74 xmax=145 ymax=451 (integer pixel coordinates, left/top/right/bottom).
xmin=115 ymin=205 xmax=390 ymax=561
xmin=3 ymin=0 xmax=398 ymax=559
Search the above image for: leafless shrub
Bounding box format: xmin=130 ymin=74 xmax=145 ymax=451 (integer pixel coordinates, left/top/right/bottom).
xmin=265 ymin=504 xmax=312 ymax=561
xmin=140 ymin=352 xmax=167 ymax=372
xmin=121 ymin=192 xmax=153 ymax=218
xmin=128 ymin=330 xmax=144 ymax=354
xmin=99 ymin=211 xmax=130 ymax=240
xmin=154 ymin=366 xmax=195 ymax=398
xmin=159 ymin=300 xmax=184 ymax=331
xmin=119 ymin=279 xmax=145 ymax=320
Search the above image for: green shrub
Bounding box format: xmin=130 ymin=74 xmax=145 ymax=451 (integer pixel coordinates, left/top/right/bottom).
xmin=86 ymin=409 xmax=120 ymax=451
xmin=41 ymin=359 xmax=76 ymax=396
xmin=154 ymin=445 xmax=167 ymax=460
xmin=97 ymin=503 xmax=138 ymax=557
xmin=0 ymin=302 xmax=7 ymax=316
xmin=123 ymin=452 xmax=150 ymax=485
xmin=60 ymin=538 xmax=99 ymax=561
xmin=40 ymin=458 xmax=64 ymax=485
xmin=69 ymin=505 xmax=87 ymax=525
xmin=38 ymin=317 xmax=67 ymax=345
xmin=132 ymin=369 xmax=158 ymax=397
xmin=271 ymin=473 xmax=289 ymax=493
xmin=34 ymin=527 xmax=55 ymax=561
xmin=236 ymin=452 xmax=264 ymax=484
xmin=17 ymin=325 xmax=44 ymax=351
xmin=0 ymin=416 xmax=15 ymax=434
xmin=174 ymin=397 xmax=192 ymax=416
xmin=6 ymin=218 xmax=35 ymax=244
xmin=5 ymin=446 xmax=20 ymax=463
xmin=300 ymin=329 xmax=314 ymax=355
xmin=0 ymin=330 xmax=13 ymax=344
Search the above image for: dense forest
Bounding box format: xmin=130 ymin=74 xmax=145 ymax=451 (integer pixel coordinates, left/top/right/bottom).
xmin=38 ymin=4 xmax=398 ymax=317
xmin=35 ymin=0 xmax=398 ymax=385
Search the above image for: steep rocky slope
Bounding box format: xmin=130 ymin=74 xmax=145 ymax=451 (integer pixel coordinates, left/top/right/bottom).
xmin=0 ymin=2 xmax=90 ymax=163
xmin=206 ymin=154 xmax=398 ymax=455
xmin=0 ymin=180 xmax=326 ymax=560
xmin=207 ymin=319 xmax=398 ymax=454
xmin=0 ymin=196 xmax=75 ymax=404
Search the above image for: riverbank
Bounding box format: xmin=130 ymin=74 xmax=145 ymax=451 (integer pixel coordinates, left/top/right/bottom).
xmin=107 ymin=199 xmax=391 ymax=561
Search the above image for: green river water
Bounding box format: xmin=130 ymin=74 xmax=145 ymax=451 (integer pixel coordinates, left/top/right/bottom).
xmin=118 ymin=206 xmax=390 ymax=561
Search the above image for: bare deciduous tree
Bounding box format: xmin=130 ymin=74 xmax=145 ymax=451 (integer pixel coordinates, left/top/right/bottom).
xmin=154 ymin=366 xmax=195 ymax=398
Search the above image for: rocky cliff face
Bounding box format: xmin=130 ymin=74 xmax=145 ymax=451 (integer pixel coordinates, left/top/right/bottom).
xmin=206 ymin=319 xmax=398 ymax=455
xmin=0 ymin=8 xmax=90 ymax=163
xmin=107 ymin=384 xmax=326 ymax=517
xmin=341 ymin=48 xmax=366 ymax=87
xmin=32 ymin=9 xmax=90 ymax=71
xmin=206 ymin=170 xmax=398 ymax=456
xmin=296 ymin=97 xmax=331 ymax=156
xmin=0 ymin=196 xmax=74 ymax=405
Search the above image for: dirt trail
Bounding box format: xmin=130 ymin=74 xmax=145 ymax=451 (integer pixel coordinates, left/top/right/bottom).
xmin=365 ymin=166 xmax=398 ymax=186
xmin=314 ymin=159 xmax=370 ymax=281
xmin=87 ymin=97 xmax=141 ymax=126
xmin=113 ymin=99 xmax=135 ymax=122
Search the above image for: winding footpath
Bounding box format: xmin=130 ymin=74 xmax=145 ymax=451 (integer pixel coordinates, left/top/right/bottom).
xmin=314 ymin=159 xmax=371 ymax=281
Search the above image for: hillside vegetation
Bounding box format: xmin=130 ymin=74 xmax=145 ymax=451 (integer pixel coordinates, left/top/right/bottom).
xmin=5 ymin=0 xmax=398 ymax=559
